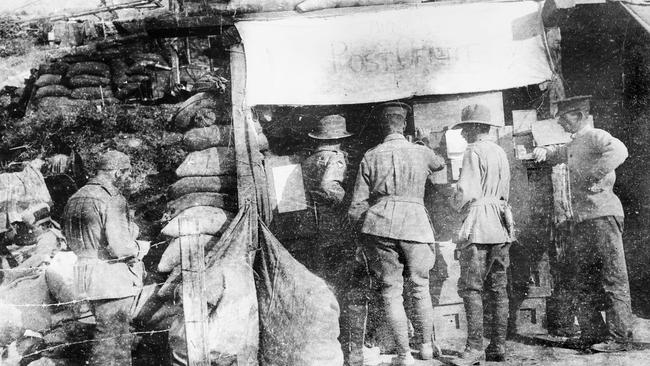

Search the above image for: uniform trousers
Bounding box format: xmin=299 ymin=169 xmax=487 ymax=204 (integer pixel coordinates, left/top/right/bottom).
xmin=458 ymin=243 xmax=511 ymax=350
xmin=89 ymin=296 xmax=135 ymax=366
xmin=364 ymin=235 xmax=435 ymax=354
xmin=571 ymin=216 xmax=633 ymax=342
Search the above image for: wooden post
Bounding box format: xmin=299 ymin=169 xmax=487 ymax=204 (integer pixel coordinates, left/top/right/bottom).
xmin=180 ymin=219 xmax=210 ymax=366
xmin=231 ymin=43 xmax=259 ymax=254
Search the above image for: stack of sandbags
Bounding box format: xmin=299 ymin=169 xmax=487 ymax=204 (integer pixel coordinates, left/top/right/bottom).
xmin=158 ymin=93 xmax=237 ymax=273
xmin=33 ymin=60 xmax=117 ymax=112
xmin=115 ymin=52 xmax=170 ymax=101
xmin=32 ymin=62 xmax=72 ymax=104
xmin=64 ymin=61 xmax=116 ymax=104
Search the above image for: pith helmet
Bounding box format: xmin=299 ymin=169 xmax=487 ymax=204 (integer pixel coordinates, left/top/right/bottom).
xmin=308 ymin=115 xmax=354 ymax=140
xmin=452 ymin=104 xmax=503 ymax=129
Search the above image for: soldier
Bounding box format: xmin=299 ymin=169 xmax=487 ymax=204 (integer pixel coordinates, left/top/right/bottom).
xmin=63 ymin=150 xmax=149 ymax=366
xmin=302 ymin=114 xmax=365 ymax=365
xmin=451 ymin=104 xmax=514 ymax=365
xmin=533 ymin=96 xmax=632 ymax=353
xmin=349 ymin=102 xmax=445 ymax=366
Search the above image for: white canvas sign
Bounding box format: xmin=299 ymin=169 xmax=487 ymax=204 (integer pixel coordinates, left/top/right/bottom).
xmin=236 ymin=1 xmax=553 ymax=105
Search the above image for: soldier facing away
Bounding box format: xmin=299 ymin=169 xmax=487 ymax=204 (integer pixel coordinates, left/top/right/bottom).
xmin=451 ymin=104 xmax=514 ymax=365
xmin=348 ymin=101 xmax=445 ymax=366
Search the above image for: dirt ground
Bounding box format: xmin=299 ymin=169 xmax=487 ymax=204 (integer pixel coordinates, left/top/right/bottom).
xmin=373 ymin=318 xmax=650 ymax=366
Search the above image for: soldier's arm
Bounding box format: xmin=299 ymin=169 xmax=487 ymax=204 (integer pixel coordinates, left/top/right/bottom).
xmin=314 ymin=154 xmax=347 ymax=205
xmin=348 ymin=157 xmax=370 ymax=226
xmin=534 ymin=144 xmax=568 ymax=165
xmin=452 ymin=150 xmax=482 ymax=211
xmin=104 ymin=196 xmax=144 ymax=259
xmin=426 ymin=148 xmax=446 ymax=173
xmin=589 ymin=129 xmax=628 ymax=181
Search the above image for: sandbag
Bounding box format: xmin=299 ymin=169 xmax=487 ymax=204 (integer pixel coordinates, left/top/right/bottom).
xmin=38 ymin=62 xmax=69 ymax=76
xmin=66 ymin=74 xmax=111 ymax=88
xmin=131 ymin=52 xmax=168 ymax=66
xmin=70 ymin=86 xmax=113 ymax=100
xmin=175 ymin=147 xmax=235 ymax=177
xmin=34 ymin=85 xmax=71 ymax=99
xmin=34 ymin=74 xmax=62 ymax=87
xmin=157 ymin=234 xmax=215 ymax=272
xmin=172 ymin=92 xmax=230 ymax=131
xmin=66 ymin=61 xmax=111 ymax=78
xmin=92 ymin=97 xmax=120 ymax=105
xmin=169 ymin=176 xmax=237 ymax=199
xmin=0 ymin=274 xmax=53 ymax=333
xmin=44 ymin=251 xmax=77 ymax=304
xmin=127 ymin=74 xmax=150 ymax=83
xmin=169 ymin=205 xmax=258 ymax=366
xmin=0 ymin=163 xmax=52 ymax=233
xmin=166 ymin=192 xmax=237 ymax=220
xmin=256 ymin=222 xmax=343 ymax=366
xmin=161 ymin=206 xmax=234 ymax=238
xmin=183 ymin=125 xmax=232 ymax=151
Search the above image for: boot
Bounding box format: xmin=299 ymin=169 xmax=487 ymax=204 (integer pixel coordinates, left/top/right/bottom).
xmin=463 ymin=292 xmax=484 ymax=350
xmin=487 ymin=293 xmax=508 ymax=362
xmin=344 ymin=303 xmax=367 ymax=366
xmin=452 ymin=346 xmax=484 ymax=366
xmin=391 ymin=352 xmax=415 ymax=366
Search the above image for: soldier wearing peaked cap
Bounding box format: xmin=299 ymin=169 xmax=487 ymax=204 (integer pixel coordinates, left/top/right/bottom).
xmin=533 ymin=96 xmax=633 ymax=353
xmin=451 ymin=103 xmax=513 ymax=365
xmin=63 ymin=150 xmax=149 ymax=366
xmin=349 ymin=101 xmax=445 ymax=366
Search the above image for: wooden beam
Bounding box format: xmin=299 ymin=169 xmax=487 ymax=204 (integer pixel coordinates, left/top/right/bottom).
xmin=180 ymin=222 xmax=210 ymax=366
xmin=231 ymin=43 xmax=261 ymax=255
xmin=145 ymin=13 xmax=235 ymax=38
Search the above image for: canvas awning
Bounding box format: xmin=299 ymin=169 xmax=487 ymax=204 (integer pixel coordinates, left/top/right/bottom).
xmin=620 ymin=1 xmax=650 ymax=34
xmin=235 ymin=1 xmax=555 ymax=105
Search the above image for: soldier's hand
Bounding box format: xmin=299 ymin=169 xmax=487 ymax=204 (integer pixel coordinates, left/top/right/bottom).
xmin=533 ymin=147 xmax=548 ymax=163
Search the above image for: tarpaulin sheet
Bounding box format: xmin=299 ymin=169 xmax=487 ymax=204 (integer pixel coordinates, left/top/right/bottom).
xmin=235 ymin=1 xmax=553 ymax=105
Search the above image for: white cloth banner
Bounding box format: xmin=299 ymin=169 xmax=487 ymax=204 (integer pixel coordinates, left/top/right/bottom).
xmin=236 ymin=1 xmax=553 ymax=105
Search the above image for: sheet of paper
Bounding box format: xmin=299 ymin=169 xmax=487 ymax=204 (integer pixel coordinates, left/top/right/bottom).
xmin=512 ymin=109 xmax=536 ymax=134
xmin=532 ymin=118 xmax=572 ymax=146
xmin=272 ymin=164 xmax=308 ymax=213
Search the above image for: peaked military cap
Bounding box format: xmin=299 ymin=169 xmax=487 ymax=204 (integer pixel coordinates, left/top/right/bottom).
xmin=555 ymin=95 xmax=591 ymax=117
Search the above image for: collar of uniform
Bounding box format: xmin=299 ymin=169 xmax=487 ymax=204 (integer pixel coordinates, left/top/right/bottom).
xmin=383 ymin=133 xmax=406 ymax=143
xmin=87 ymin=175 xmax=120 ymax=196
xmin=315 ymin=146 xmax=342 ymax=153
xmin=572 ymin=125 xmax=593 ymax=139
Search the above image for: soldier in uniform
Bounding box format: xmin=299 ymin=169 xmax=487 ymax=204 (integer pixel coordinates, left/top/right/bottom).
xmin=349 ymin=102 xmax=445 ymax=366
xmin=302 ymin=114 xmax=365 ymax=365
xmin=63 ymin=150 xmax=149 ymax=366
xmin=451 ymin=104 xmax=514 ymax=365
xmin=533 ymin=96 xmax=632 ymax=353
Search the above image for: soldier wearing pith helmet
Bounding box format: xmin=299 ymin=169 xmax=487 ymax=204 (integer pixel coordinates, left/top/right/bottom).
xmin=533 ymin=95 xmax=632 ymax=353
xmin=451 ymin=103 xmax=513 ymax=365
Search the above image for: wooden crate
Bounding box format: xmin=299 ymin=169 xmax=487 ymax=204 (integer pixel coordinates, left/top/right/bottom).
xmin=432 ymin=302 xmax=467 ymax=345
xmin=514 ymin=297 xmax=547 ymax=335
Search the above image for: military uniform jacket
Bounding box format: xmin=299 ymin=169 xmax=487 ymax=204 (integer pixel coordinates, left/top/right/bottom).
xmin=453 ymin=138 xmax=512 ymax=244
xmin=545 ymin=126 xmax=628 ymax=223
xmin=62 ymin=176 xmax=144 ymax=300
xmin=302 ymin=147 xmax=350 ymax=244
xmin=349 ymin=134 xmax=445 ymax=243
